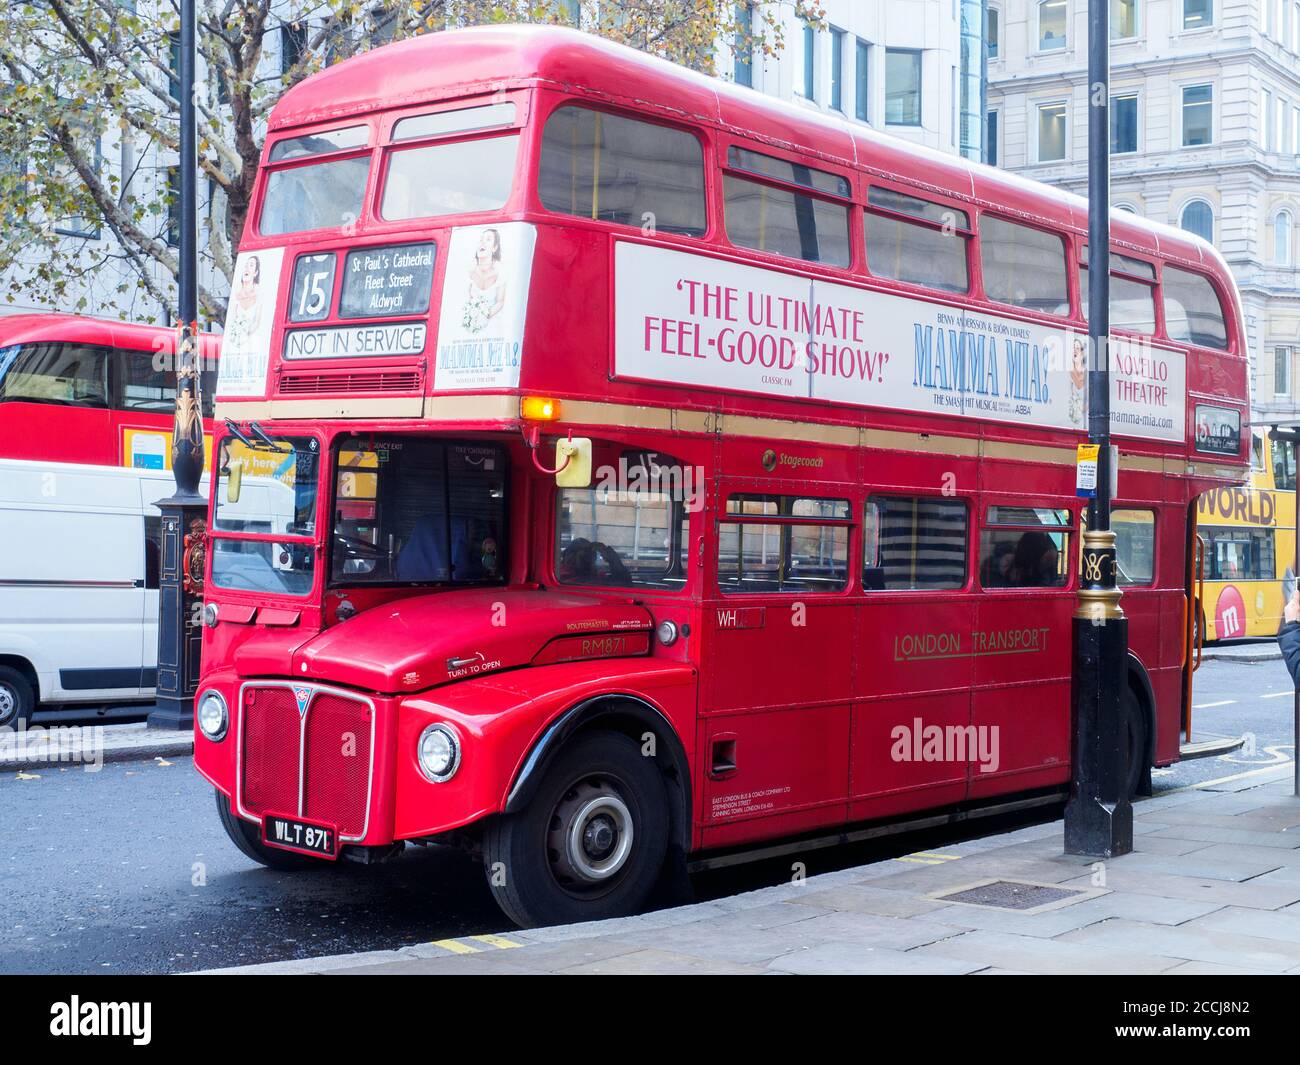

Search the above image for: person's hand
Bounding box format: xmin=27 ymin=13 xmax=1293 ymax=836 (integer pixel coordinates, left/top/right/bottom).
xmin=1286 ymin=590 xmax=1300 ymax=624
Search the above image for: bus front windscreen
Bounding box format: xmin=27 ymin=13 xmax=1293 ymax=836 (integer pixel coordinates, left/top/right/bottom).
xmin=331 ymin=437 xmax=507 ymax=586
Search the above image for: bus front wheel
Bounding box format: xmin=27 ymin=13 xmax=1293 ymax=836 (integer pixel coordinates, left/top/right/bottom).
xmin=213 ymin=790 xmax=322 ymax=872
xmin=483 ymin=730 xmax=669 ymax=928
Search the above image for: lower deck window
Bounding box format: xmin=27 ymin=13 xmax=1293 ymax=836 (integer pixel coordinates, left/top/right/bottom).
xmin=864 ymin=495 xmax=968 ymax=590
xmin=719 ymin=495 xmax=850 ymax=593
xmin=1202 ymin=525 xmax=1275 ymax=581
xmin=555 ymin=485 xmax=689 ymax=590
xmin=979 ymin=506 xmax=1072 ymax=589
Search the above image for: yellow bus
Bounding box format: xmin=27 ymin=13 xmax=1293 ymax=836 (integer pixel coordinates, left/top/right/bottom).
xmin=1196 ymin=430 xmax=1297 ymax=641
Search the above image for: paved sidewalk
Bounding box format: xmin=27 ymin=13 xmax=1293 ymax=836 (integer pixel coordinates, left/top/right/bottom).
xmin=0 ymin=721 xmax=193 ymax=773
xmin=1201 ymin=639 xmax=1281 ymax=663
xmin=202 ymin=765 xmax=1300 ymax=975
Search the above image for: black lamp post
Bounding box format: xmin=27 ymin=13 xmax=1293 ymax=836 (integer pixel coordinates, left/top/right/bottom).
xmin=148 ymin=0 xmax=204 ymax=731
xmin=1063 ymin=0 xmax=1134 ymax=856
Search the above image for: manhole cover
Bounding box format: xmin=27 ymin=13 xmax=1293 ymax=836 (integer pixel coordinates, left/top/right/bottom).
xmin=935 ymin=880 xmax=1084 ymax=911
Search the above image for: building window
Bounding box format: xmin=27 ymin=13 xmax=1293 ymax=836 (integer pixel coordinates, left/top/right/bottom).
xmin=1179 ymin=199 xmax=1214 ymax=242
xmin=733 ymin=2 xmax=753 ymax=87
xmin=801 ymin=20 xmax=816 ymax=100
xmin=1181 ymin=83 xmax=1213 ymax=145
xmin=1265 ymin=0 xmax=1274 ymax=35
xmin=987 ymin=109 xmax=999 ymax=166
xmin=1037 ymin=101 xmax=1068 ymax=161
xmin=166 ymin=166 xmax=181 ymax=248
xmin=1111 ymin=93 xmax=1138 ymax=153
xmin=988 ymin=6 xmax=1001 ymax=58
xmin=855 ymin=39 xmax=870 ymax=121
xmin=1115 ymin=202 xmax=1139 ymax=214
xmin=1294 ymin=106 xmax=1300 ymax=154
xmin=1280 ymin=96 xmax=1290 ymax=151
xmin=168 ymin=31 xmax=181 ymax=101
xmin=885 ymin=49 xmax=922 ymax=125
xmin=830 ymin=26 xmax=846 ymax=111
xmin=1275 ymin=210 xmax=1294 ymax=266
xmin=1276 ymin=346 xmax=1291 ymax=396
xmin=1038 ymin=0 xmax=1068 ymax=50
xmin=1183 ymin=0 xmax=1211 ymax=28
xmin=1112 ymin=0 xmax=1138 ymax=39
xmin=281 ymin=22 xmax=308 ymax=76
xmin=1263 ymin=89 xmax=1274 ymax=150
xmin=1294 ymin=1 xmax=1300 ymax=49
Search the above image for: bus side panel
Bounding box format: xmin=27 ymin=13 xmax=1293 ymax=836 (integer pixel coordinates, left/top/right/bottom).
xmin=849 ymin=595 xmax=972 ymax=820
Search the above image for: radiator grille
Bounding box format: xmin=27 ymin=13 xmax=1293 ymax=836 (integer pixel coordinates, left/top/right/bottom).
xmin=278 ymin=369 xmax=422 ymax=394
xmin=302 ymin=694 xmax=373 ymax=838
xmin=241 ymin=687 xmax=300 ymax=819
xmin=239 ymin=685 xmax=374 ymax=841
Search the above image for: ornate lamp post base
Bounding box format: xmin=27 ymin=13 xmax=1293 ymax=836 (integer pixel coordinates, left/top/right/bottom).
xmin=1064 ymin=528 xmax=1134 ymax=857
xmin=147 ymin=494 xmax=207 ymax=731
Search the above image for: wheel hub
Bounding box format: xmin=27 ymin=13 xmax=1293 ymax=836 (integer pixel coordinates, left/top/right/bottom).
xmin=548 ymin=778 xmax=634 ymax=887
xmin=0 ymin=685 xmax=15 ymax=727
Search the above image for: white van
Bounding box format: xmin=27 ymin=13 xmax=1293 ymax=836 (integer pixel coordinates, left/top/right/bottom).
xmin=0 ymin=459 xmax=208 ymax=726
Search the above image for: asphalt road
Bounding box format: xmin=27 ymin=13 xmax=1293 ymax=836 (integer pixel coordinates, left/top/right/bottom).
xmin=2 ymin=651 xmax=1295 ymax=974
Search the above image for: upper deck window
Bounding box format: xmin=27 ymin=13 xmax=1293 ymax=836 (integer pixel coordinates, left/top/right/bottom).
xmin=391 ymin=103 xmax=516 ymax=142
xmin=728 ymin=148 xmax=851 ymax=198
xmin=382 ymin=137 xmax=519 ymax=221
xmin=723 ymin=148 xmax=852 ymax=268
xmin=865 ymin=186 xmax=970 ymax=293
xmin=268 ymin=125 xmax=368 ymax=162
xmin=1079 ymin=246 xmax=1157 ymax=334
xmin=1162 ymin=266 xmax=1228 ymax=350
xmin=537 ymin=105 xmax=707 ymax=237
xmin=0 ymin=342 xmax=107 ymax=407
xmin=979 ymin=215 xmax=1069 ymax=316
xmin=260 ymin=155 xmax=370 ymax=237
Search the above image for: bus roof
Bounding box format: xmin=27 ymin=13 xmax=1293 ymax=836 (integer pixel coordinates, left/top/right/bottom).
xmin=0 ymin=313 xmax=220 ymax=357
xmin=269 ymin=25 xmax=1228 ymax=278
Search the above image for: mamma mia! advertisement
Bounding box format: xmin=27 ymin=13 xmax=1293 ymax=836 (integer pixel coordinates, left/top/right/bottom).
xmin=612 ymin=242 xmax=1185 ymax=443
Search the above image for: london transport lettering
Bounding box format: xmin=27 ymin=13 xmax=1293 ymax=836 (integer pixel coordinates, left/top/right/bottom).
xmin=893 ymin=627 xmax=1051 ymax=662
xmin=614 ymin=243 xmax=1186 ymax=443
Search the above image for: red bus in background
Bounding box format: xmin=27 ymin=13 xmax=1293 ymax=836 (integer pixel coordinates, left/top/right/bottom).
xmin=0 ymin=315 xmax=219 ymax=726
xmin=0 ymin=314 xmax=219 ymax=468
xmin=196 ymin=26 xmax=1250 ymax=927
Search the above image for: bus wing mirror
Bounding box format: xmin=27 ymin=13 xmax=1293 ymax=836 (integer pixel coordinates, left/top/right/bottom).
xmin=226 ymin=460 xmax=243 ymax=504
xmin=556 ymin=437 xmax=592 ymax=488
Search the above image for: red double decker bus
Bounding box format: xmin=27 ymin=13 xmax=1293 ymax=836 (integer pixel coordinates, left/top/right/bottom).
xmin=196 ymin=26 xmax=1249 ymax=927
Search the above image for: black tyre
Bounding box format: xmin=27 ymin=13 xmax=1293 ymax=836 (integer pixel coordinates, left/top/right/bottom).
xmin=214 ymin=789 xmax=321 ymax=872
xmin=0 ymin=666 xmax=35 ymax=730
xmin=483 ymin=730 xmax=669 ymax=928
xmin=1122 ymin=684 xmax=1148 ymax=800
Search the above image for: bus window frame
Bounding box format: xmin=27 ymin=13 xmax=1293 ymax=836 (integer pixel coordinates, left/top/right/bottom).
xmin=1078 ymin=242 xmax=1160 ymax=337
xmin=862 ymin=179 xmax=975 ymax=297
xmin=549 ymin=481 xmax=694 ymax=597
xmin=325 ymin=433 xmax=513 ymax=591
xmin=1156 ymin=261 xmax=1235 ymax=354
xmin=862 ymin=490 xmax=973 ymax=594
xmin=715 ymin=489 xmax=857 ymax=597
xmin=255 ymin=120 xmax=378 ymax=240
xmin=717 ymin=135 xmax=860 ymax=273
xmin=532 ymin=96 xmax=715 ymax=243
xmin=977 ymin=501 xmax=1077 ymax=592
xmin=974 ymin=211 xmax=1074 ymax=321
xmin=373 ymin=93 xmax=530 ymax=227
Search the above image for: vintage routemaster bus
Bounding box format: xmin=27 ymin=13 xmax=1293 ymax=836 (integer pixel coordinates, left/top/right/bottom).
xmin=196 ymin=26 xmax=1250 ymax=927
xmin=1194 ymin=429 xmax=1296 ymax=642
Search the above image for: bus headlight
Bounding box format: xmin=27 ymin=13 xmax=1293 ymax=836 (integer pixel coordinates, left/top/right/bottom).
xmin=418 ymin=723 xmax=461 ymax=783
xmin=197 ymin=690 xmax=228 ymax=742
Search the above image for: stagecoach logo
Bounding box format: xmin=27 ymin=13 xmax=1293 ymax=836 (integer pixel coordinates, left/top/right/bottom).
xmin=292 ymin=686 xmax=313 ymax=715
